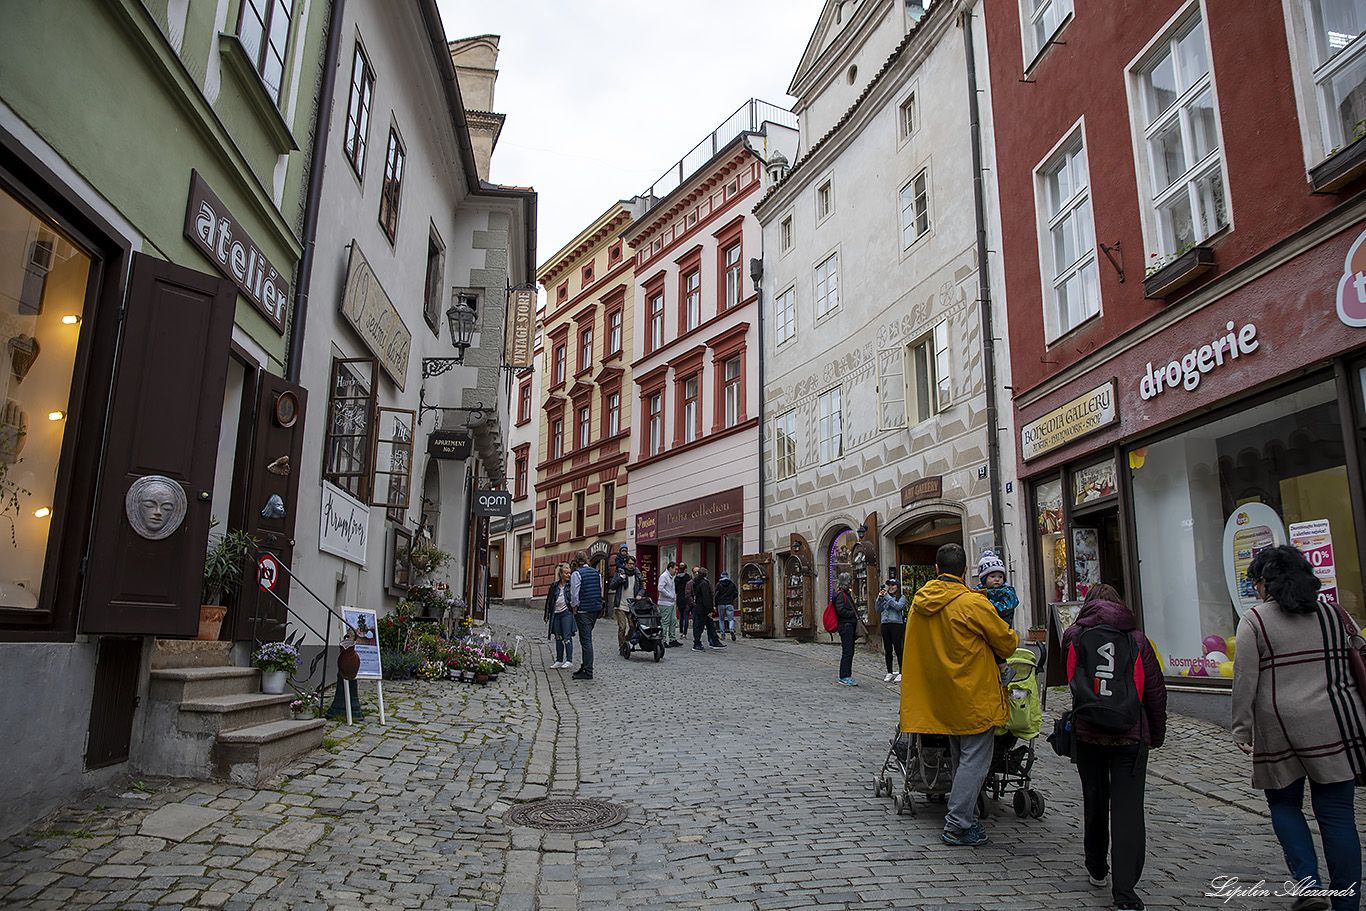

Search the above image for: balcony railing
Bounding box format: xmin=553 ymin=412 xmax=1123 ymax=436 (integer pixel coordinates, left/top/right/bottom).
xmin=641 ymin=99 xmax=796 ymax=203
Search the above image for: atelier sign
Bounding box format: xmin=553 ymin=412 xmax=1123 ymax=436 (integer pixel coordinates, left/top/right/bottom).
xmin=184 ymin=171 xmax=288 ymax=334
xmin=340 ymin=242 xmax=412 ymax=391
xmin=427 ymin=430 xmax=471 ymax=460
xmin=472 ymin=489 xmax=512 ymax=517
xmin=900 ymin=476 xmax=943 ymax=507
xmin=1020 ymin=380 xmax=1117 ymax=462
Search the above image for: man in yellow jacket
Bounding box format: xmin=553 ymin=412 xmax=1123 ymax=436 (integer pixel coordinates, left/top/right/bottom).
xmin=899 ymin=542 xmax=1019 ymax=847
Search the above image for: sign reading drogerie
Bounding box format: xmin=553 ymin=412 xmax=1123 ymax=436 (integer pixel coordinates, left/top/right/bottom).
xmin=1020 ymin=381 xmax=1118 ymax=461
xmin=184 ymin=171 xmax=288 ymax=334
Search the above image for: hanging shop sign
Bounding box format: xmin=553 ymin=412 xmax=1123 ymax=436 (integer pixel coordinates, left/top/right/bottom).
xmin=319 ymin=480 xmax=370 ymax=566
xmin=1139 ymin=321 xmax=1259 ymax=400
xmin=1221 ymin=502 xmax=1286 ymax=619
xmin=900 ymin=476 xmax=943 ymax=507
xmin=1289 ymin=519 xmax=1339 ymax=604
xmin=653 ymin=486 xmax=744 ymax=539
xmin=1335 ymin=225 xmax=1366 ymax=327
xmin=472 ymin=489 xmax=512 ymax=517
xmin=340 ymin=242 xmax=412 ymax=391
xmin=1020 ymin=381 xmax=1117 ymax=462
xmin=635 ymin=511 xmax=657 ymax=544
xmin=506 ymin=287 xmax=536 ymax=368
xmin=184 ymin=171 xmax=288 ymax=334
xmin=588 ymin=538 xmax=614 ymax=560
xmin=427 ymin=430 xmax=471 ymax=460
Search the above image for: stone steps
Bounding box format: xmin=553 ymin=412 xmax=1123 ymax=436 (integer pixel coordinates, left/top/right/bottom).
xmin=213 ymin=718 xmax=328 ymax=786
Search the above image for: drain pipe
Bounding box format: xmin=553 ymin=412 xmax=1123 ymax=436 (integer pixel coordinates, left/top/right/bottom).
xmin=962 ymin=7 xmax=1005 ymax=555
xmin=751 ymin=254 xmax=765 ymax=555
xmin=286 ymin=0 xmax=347 ymax=382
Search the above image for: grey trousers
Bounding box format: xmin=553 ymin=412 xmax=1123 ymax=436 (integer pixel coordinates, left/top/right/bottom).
xmin=945 ymin=727 xmax=996 ymax=833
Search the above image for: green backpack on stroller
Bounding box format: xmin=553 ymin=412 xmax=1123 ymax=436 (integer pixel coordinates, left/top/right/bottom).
xmin=996 ymin=646 xmax=1042 ymax=740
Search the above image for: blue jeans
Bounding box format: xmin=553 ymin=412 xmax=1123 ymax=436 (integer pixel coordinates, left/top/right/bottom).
xmin=549 ymin=611 xmax=576 ymax=663
xmin=717 ymin=603 xmax=735 ymax=634
xmin=1266 ymin=777 xmax=1361 ymax=911
xmin=575 ymin=610 xmax=598 ymax=672
xmin=945 ymin=728 xmax=996 ymax=834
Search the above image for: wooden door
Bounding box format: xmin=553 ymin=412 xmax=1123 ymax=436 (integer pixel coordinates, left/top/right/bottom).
xmin=488 ymin=540 xmax=504 ymax=598
xmin=80 ymin=254 xmax=235 ymax=636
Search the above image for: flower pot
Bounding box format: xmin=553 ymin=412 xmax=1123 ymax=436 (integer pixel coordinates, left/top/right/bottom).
xmin=197 ymin=605 xmax=227 ymax=641
xmin=292 ymin=710 xmax=313 ymax=721
xmin=459 ymin=670 xmax=473 ymax=682
xmin=475 ymin=673 xmax=489 ymax=684
xmin=261 ymin=670 xmax=288 ymax=694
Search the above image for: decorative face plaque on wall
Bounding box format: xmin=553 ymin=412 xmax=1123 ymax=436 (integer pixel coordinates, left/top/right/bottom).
xmin=125 ymin=475 xmax=188 ymax=540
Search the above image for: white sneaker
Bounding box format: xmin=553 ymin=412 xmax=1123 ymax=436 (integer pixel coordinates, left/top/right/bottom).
xmin=550 ymin=661 xmax=560 ymax=669
xmin=554 ymin=661 xmax=567 ymax=669
xmin=894 ymin=673 xmax=902 ymax=682
xmin=884 ymin=672 xmax=895 ymax=682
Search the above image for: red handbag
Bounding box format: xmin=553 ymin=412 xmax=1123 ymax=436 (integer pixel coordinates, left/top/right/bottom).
xmin=1330 ymin=601 xmax=1366 ymax=697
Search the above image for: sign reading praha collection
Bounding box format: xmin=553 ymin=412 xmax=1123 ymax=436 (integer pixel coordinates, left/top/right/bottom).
xmin=184 ymin=171 xmax=289 ymax=334
xmin=637 ymin=487 xmax=744 ymax=542
xmin=340 ymin=242 xmax=412 ymax=391
xmin=1020 ymin=381 xmax=1117 ymax=462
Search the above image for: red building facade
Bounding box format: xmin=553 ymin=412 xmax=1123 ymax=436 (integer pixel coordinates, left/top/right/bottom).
xmin=985 ymin=0 xmax=1366 ymax=685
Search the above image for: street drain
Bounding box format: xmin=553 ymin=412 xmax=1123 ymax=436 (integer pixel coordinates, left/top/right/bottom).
xmin=503 ymin=798 xmax=628 ymax=832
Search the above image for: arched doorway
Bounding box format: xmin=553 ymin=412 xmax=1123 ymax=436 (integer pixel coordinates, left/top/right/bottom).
xmin=892 ymin=512 xmax=963 ymax=598
xmin=827 ymin=527 xmax=871 ymax=622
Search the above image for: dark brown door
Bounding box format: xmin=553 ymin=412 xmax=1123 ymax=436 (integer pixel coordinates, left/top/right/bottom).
xmin=81 ymin=254 xmax=235 ymax=636
xmin=231 ymin=371 xmax=308 ymax=642
xmin=85 ymin=637 xmax=142 ymax=769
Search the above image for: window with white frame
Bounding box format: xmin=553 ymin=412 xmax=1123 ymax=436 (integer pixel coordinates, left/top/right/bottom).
xmin=577 ymin=405 xmax=591 ymax=450
xmin=343 ymin=42 xmax=374 ymax=177
xmin=817 ymin=387 xmax=843 ymax=463
xmin=238 ymin=0 xmax=293 ymax=103
xmin=580 ymin=326 xmax=593 ymax=372
xmin=876 ymin=347 xmax=907 ymax=430
xmin=607 ymin=392 xmax=621 ymax=436
xmin=1133 ymin=11 xmax=1228 ymax=257
xmin=649 ymin=292 xmax=665 ymax=350
xmin=780 ymin=216 xmax=793 ymax=252
xmin=776 ymin=410 xmax=797 ymax=480
xmin=816 ymin=181 xmax=833 ymax=220
xmin=551 ymin=418 xmax=564 ymax=459
xmin=775 ymin=285 xmax=796 ymax=344
xmin=607 ymin=308 xmax=622 ymax=355
xmin=648 ymin=393 xmax=663 ymax=455
xmin=899 ymin=93 xmax=916 ymax=139
xmin=683 ymin=375 xmax=699 ymax=443
xmin=1305 ymin=0 xmax=1366 ymax=150
xmin=554 ymin=344 xmax=566 ymax=385
xmin=908 ymin=322 xmax=950 ymax=424
xmin=1040 ymin=133 xmax=1100 ymax=337
xmin=900 ymin=169 xmax=930 ymax=248
xmin=378 ymin=127 xmax=405 ymax=243
xmin=815 ymin=253 xmax=839 ymax=318
xmin=724 ymin=244 xmax=743 ymax=308
xmin=1021 ymin=0 xmax=1074 ymax=66
xmin=723 ymin=356 xmax=741 ymax=427
xmin=685 ymin=270 xmax=701 ymax=331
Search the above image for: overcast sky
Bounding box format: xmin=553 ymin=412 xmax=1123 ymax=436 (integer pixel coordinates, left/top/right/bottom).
xmin=434 ymin=0 xmax=827 ymax=271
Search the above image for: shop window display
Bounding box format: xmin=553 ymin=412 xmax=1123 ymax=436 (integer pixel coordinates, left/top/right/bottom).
xmin=1130 ymin=379 xmax=1361 ymax=680
xmin=1035 ymin=478 xmax=1067 ymax=605
xmin=829 ymin=529 xmax=869 ymax=622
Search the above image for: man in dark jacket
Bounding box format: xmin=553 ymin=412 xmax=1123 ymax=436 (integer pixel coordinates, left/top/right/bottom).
xmin=676 ymin=563 xmax=693 ymax=638
xmin=1061 ymin=583 xmax=1167 ymax=911
xmin=714 ymin=571 xmax=739 ymax=641
xmin=610 ymin=555 xmax=647 ymax=650
xmin=690 ymin=567 xmax=725 ymax=650
xmin=568 ymin=551 xmax=604 ymax=680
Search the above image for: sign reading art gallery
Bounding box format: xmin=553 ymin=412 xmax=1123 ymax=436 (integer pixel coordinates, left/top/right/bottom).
xmin=900 ymin=476 xmax=943 ymax=507
xmin=1020 ymin=381 xmax=1117 ymax=461
xmin=184 ymin=171 xmax=289 ymax=334
xmin=340 ymin=242 xmax=412 ymax=391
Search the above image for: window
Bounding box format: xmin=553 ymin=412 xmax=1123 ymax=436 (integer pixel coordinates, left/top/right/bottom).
xmin=780 ymin=216 xmax=793 ymax=252
xmin=776 ymin=410 xmax=797 ymax=480
xmin=775 ymin=286 xmax=796 ymax=345
xmin=1021 ymin=0 xmax=1074 ymax=66
xmin=557 ymin=281 xmax=568 ymax=304
xmin=899 ymin=93 xmax=916 ymax=139
xmin=602 ymin=482 xmax=616 ymax=533
xmin=547 ymin=499 xmax=559 ymax=545
xmin=606 ymin=392 xmax=621 ymax=437
xmin=1305 ymin=0 xmax=1366 ymax=150
xmin=237 ymin=0 xmax=293 ymax=102
xmin=877 ymin=346 xmax=907 ymax=430
xmin=551 ymin=419 xmax=564 ymax=459
xmin=581 ymin=261 xmax=595 ymax=286
xmin=1040 ymin=134 xmax=1100 ymax=338
xmin=901 ymin=170 xmax=930 ymax=248
xmin=515 ymin=455 xmax=528 ymax=499
xmin=609 ymin=241 xmax=623 ymax=266
xmin=723 ymin=356 xmax=741 ymax=427
xmin=579 ymin=326 xmax=593 ymax=373
xmin=574 ymin=491 xmax=586 ymax=539
xmin=378 ymin=127 xmax=405 ymax=243
xmin=607 ymin=308 xmax=622 ymax=355
xmin=817 ymin=387 xmax=843 ymax=464
xmin=371 ymin=408 xmax=415 ymax=512
xmin=908 ymin=322 xmax=951 ymax=423
xmin=423 ymin=227 xmax=445 ymax=333
xmin=816 ymin=180 xmax=833 ymax=220
xmin=684 ymin=270 xmax=701 ymax=331
xmin=648 ymin=392 xmax=663 ymax=456
xmin=518 ymin=381 xmax=532 ymax=424
xmin=727 ymin=178 xmax=739 ymax=196
xmin=1133 ymin=12 xmax=1228 ymax=257
xmin=323 ymin=358 xmax=377 ymax=500
xmin=815 ymin=253 xmax=839 ymax=318
xmin=577 ymin=404 xmax=591 ymax=450
xmin=517 ymin=533 xmax=532 ymax=584
xmin=649 ymin=293 xmax=665 ymax=350
xmin=723 ymin=244 xmax=743 ymax=308
xmin=554 ymin=344 xmax=566 ymax=386
xmin=343 ymin=43 xmax=374 ymax=176
xmin=682 ymin=375 xmax=700 ymax=443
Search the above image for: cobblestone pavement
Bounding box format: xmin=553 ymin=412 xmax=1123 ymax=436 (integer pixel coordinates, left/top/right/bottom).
xmin=1 ymin=603 xmax=1359 ymax=910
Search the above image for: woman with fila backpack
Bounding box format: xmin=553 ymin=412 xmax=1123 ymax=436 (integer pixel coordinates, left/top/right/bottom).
xmin=1061 ymin=583 xmax=1168 ymax=911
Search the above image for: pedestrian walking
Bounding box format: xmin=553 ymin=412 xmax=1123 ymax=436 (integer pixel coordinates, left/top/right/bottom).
xmin=832 ymin=572 xmax=860 ymax=685
xmin=676 ymin=562 xmax=693 ymax=638
xmin=1061 ymin=583 xmax=1166 ymax=911
xmin=875 ymin=577 xmax=906 ymax=682
xmin=610 ymin=555 xmax=646 ymax=650
xmin=714 ymin=570 xmax=739 ymax=641
xmin=568 ymin=551 xmax=603 ymax=680
xmin=657 ymin=561 xmax=681 ymax=647
xmin=691 ymin=567 xmax=725 ymax=650
xmin=1233 ymin=545 xmax=1365 ymax=911
xmin=899 ymin=543 xmax=1018 ymax=846
xmin=543 ymin=562 xmax=576 ymax=669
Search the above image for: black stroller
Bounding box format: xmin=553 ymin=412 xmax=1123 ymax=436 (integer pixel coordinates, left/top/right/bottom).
xmin=620 ymin=598 xmax=666 ymax=662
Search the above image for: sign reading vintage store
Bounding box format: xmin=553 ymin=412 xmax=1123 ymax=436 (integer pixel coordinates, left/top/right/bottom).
xmin=184 ymin=171 xmax=289 ymax=334
xmin=340 ymin=242 xmax=412 ymax=391
xmin=1021 ymin=381 xmax=1117 ymax=461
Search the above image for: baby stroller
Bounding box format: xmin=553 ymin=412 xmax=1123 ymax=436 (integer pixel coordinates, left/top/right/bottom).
xmin=874 ymin=640 xmax=1047 ymax=819
xmin=620 ymin=598 xmax=665 ymax=662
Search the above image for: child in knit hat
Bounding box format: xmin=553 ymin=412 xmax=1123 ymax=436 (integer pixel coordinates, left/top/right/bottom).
xmin=975 ymin=551 xmax=1018 ymax=627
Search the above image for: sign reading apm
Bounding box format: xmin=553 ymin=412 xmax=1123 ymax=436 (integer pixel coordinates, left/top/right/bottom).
xmin=472 ymin=489 xmax=512 ymax=517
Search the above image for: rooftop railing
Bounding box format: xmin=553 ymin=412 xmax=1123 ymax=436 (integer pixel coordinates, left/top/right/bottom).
xmin=641 ymin=99 xmax=796 ymax=203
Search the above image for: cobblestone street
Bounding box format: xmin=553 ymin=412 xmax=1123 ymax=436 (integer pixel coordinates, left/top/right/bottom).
xmin=1 ymin=603 xmax=1355 ymax=911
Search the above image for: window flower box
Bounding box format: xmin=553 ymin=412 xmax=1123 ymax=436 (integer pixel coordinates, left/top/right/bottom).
xmin=1310 ymin=134 xmax=1366 ymax=194
xmin=1143 ymin=245 xmax=1216 ymax=300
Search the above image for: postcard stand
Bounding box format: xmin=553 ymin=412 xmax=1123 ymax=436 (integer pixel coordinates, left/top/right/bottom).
xmin=339 ymin=606 xmax=387 ymax=726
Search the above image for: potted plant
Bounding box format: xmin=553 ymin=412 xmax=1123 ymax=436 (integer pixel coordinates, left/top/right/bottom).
xmin=405 ymin=541 xmax=452 ymax=580
xmin=289 ymin=687 xmax=321 ymax=719
xmin=252 ymin=641 xmax=298 ymax=694
xmin=201 ymin=522 xmax=257 ymax=641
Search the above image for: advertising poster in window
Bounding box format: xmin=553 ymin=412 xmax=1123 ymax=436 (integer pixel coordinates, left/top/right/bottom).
xmin=1221 ymin=503 xmax=1286 ymax=619
xmin=341 ymin=607 xmax=383 ymax=679
xmin=1289 ymin=519 xmax=1338 ymax=605
xmin=1072 ymin=528 xmax=1100 ymax=601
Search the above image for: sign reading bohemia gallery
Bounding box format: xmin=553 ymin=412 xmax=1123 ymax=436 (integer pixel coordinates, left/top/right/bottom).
xmin=184 ymin=171 xmax=289 ymax=334
xmin=1020 ymin=381 xmax=1117 ymax=462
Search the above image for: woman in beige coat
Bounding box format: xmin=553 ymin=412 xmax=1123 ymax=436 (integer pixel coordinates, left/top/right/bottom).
xmin=1232 ymin=545 xmax=1365 ymax=911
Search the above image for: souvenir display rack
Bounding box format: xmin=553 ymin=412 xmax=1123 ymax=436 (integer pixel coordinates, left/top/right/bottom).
xmin=739 ymin=553 xmax=773 ymax=637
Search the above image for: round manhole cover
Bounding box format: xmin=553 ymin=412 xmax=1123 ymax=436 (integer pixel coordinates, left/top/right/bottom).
xmin=504 ymin=798 xmax=628 ymax=832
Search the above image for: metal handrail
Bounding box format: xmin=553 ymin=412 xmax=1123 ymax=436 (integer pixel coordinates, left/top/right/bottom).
xmin=640 ymin=98 xmax=797 ymax=203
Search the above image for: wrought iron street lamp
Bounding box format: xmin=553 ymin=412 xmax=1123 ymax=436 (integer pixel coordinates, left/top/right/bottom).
xmin=422 ymin=299 xmax=478 ymax=378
